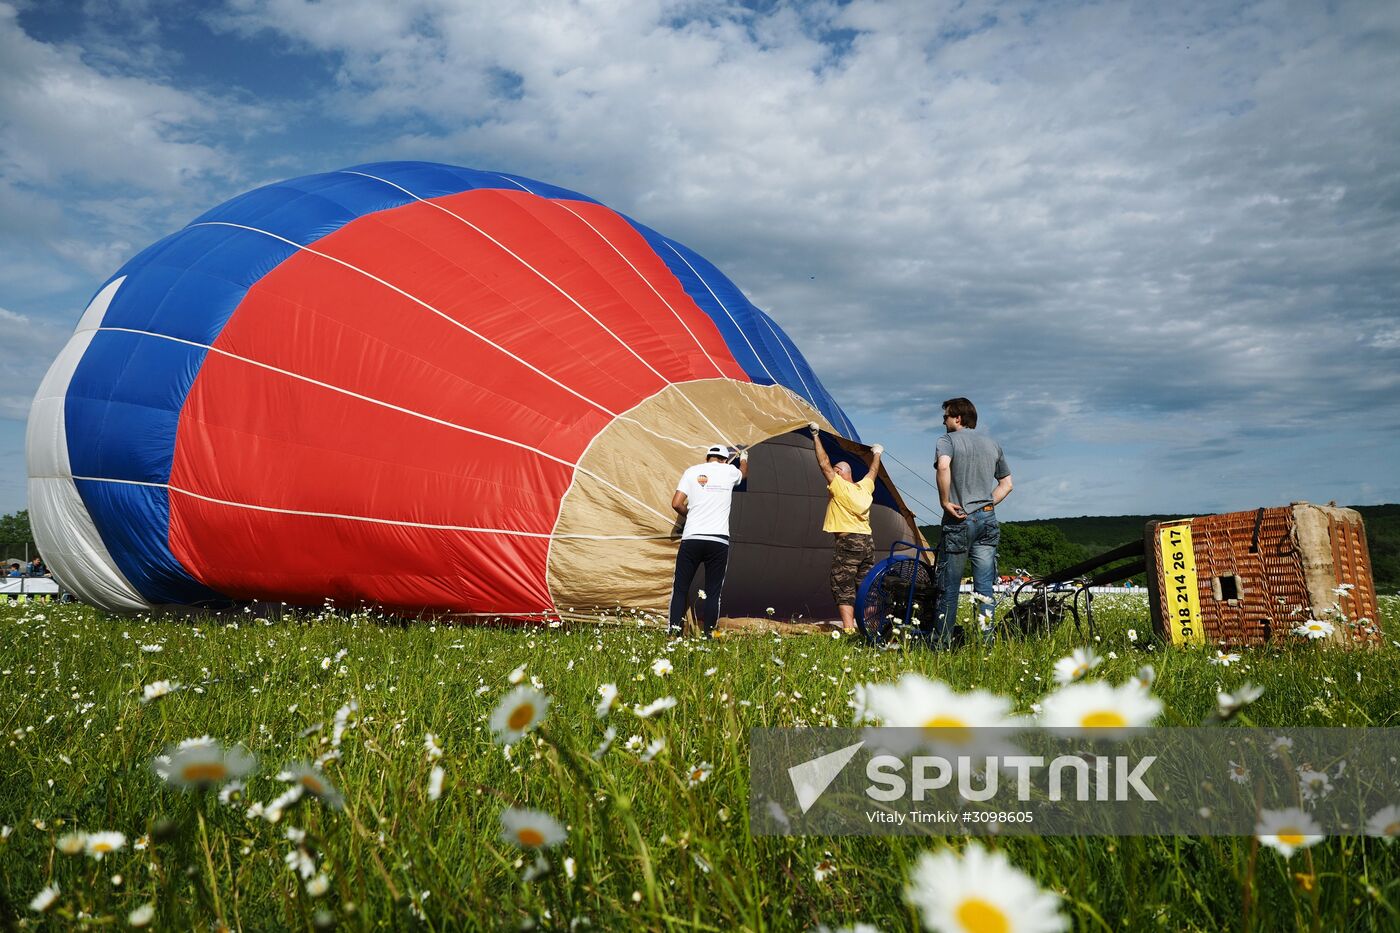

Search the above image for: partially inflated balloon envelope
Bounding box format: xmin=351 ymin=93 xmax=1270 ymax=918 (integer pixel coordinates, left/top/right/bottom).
xmin=27 ymin=163 xmax=920 ymax=618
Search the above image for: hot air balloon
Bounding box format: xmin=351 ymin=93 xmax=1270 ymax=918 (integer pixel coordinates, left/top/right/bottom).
xmin=27 ymin=162 xmax=920 ymax=619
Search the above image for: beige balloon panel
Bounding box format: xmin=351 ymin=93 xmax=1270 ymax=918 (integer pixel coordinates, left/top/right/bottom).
xmin=547 ymin=378 xmax=926 ymax=617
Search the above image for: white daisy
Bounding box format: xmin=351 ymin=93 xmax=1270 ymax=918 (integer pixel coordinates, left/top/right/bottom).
xmin=632 ymin=696 xmax=678 ymax=719
xmin=651 ymin=658 xmax=674 ymax=677
xmin=508 ymin=664 xmax=527 ymax=684
xmin=140 ymin=680 xmax=179 ymax=703
xmin=641 ymin=738 xmax=666 ymax=762
xmin=277 ymin=763 xmax=345 ymax=808
xmin=500 ymin=807 xmax=567 ymax=849
xmin=29 ymin=883 xmax=59 ymax=913
xmin=262 ymin=785 xmax=305 ymax=822
xmin=687 ymin=761 xmax=713 ymax=787
xmin=1227 ymin=761 xmax=1250 ymax=785
xmin=1256 ymin=807 xmax=1324 ymax=858
xmin=522 ymin=853 xmax=551 ymax=882
xmin=1039 ymin=680 xmax=1162 ymax=734
xmin=218 ymin=780 xmax=247 ymax=806
xmin=128 ymin=903 xmax=156 ymax=927
xmin=330 ymin=700 xmax=358 ymax=747
xmin=856 ymin=674 xmax=1018 ymax=733
xmin=1269 ymin=735 xmax=1296 ymax=758
xmin=857 ymin=674 xmax=1020 ymax=756
xmin=428 ymin=765 xmax=445 ymax=802
xmin=1210 ymin=650 xmax=1242 ymax=666
xmin=56 ymin=831 xmax=87 ymax=855
xmin=1297 ymin=768 xmax=1333 ymax=802
xmin=1365 ymin=804 xmax=1400 ymax=842
xmin=1052 ymin=648 xmax=1102 ymax=684
xmin=1294 ymin=619 xmax=1335 ymax=640
xmin=905 ymin=844 xmax=1068 ymax=933
xmin=306 ymin=874 xmax=330 ymax=898
xmin=595 ymin=683 xmax=619 ymax=718
xmin=491 ymin=687 xmax=551 ymax=743
xmin=84 ymin=831 xmax=126 ymax=860
xmin=591 ymin=726 xmax=617 ymax=760
xmin=154 ymin=739 xmax=256 ymax=790
xmin=1133 ymin=665 xmax=1156 ymax=690
xmin=1216 ymin=683 xmax=1264 ymax=720
xmin=424 ymin=733 xmax=443 ymax=761
xmin=285 ymin=847 xmax=316 ymax=879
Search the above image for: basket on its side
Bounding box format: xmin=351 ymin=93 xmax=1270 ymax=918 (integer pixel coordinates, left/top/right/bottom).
xmin=1146 ymin=502 xmax=1379 ymax=649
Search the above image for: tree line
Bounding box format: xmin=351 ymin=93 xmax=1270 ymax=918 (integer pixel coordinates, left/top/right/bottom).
xmin=3 ymin=506 xmax=1396 ymax=592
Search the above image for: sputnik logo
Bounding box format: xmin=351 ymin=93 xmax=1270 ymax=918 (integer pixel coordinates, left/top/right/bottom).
xmin=788 ymin=741 xmax=865 ymax=813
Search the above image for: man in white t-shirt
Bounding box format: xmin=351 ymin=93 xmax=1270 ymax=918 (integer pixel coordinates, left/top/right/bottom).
xmin=668 ymin=443 xmax=749 ymax=637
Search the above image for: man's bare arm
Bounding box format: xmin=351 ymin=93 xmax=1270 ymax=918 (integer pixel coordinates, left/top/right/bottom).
xmin=809 ymin=423 xmax=836 ymax=482
xmin=671 ymin=490 xmax=688 ymax=516
xmin=936 ymin=455 xmax=965 ymax=519
xmin=991 ymin=474 xmax=1013 ymax=507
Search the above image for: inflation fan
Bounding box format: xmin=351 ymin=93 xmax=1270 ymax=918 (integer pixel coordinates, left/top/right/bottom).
xmin=854 ymin=539 xmax=938 ymax=645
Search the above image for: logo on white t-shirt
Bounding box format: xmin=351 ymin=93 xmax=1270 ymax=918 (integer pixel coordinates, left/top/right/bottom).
xmin=677 ymin=463 xmax=742 ymax=540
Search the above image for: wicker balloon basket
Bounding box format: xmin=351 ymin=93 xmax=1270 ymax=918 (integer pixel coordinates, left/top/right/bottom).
xmin=1146 ymin=502 xmax=1380 ymax=649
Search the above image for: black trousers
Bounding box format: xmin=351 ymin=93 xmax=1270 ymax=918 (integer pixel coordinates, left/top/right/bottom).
xmin=668 ymin=538 xmax=729 ymax=633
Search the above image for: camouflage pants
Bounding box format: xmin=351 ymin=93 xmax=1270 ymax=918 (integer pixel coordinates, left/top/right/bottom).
xmin=829 ymin=533 xmax=874 ymax=606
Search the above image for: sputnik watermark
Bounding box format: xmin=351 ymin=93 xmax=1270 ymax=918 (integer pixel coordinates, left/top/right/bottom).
xmin=788 ymin=741 xmax=864 ymax=813
xmin=751 ymin=727 xmax=1400 ymax=836
xmin=864 ymin=753 xmax=1157 ymax=803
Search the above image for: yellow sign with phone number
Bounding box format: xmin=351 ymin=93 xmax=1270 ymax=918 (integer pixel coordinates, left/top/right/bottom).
xmin=1158 ymin=522 xmax=1204 ymax=645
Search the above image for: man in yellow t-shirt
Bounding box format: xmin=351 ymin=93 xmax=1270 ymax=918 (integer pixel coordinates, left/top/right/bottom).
xmin=810 ymin=423 xmax=883 ymax=634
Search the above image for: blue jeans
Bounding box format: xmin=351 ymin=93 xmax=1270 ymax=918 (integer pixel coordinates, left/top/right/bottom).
xmin=933 ymin=509 xmax=1000 ymax=646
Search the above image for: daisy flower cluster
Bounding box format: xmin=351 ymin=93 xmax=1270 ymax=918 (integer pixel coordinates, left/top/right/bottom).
xmin=856 ymin=646 xmax=1163 ymax=739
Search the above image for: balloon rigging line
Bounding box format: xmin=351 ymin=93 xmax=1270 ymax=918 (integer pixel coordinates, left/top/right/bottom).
xmin=348 ymin=171 xmax=727 ymax=450
xmin=544 ymin=199 xmax=730 ymax=380
xmin=188 ymin=222 xmax=616 ymax=414
xmin=72 ymin=473 xmax=682 ymax=541
xmin=544 ymin=198 xmax=734 ymax=443
xmin=497 ymin=169 xmax=851 ymax=444
xmin=186 ymin=220 xmax=695 ymax=455
xmin=95 ymin=325 xmax=675 ymax=526
xmin=659 ymin=240 xmax=780 ymax=386
xmin=751 ymin=307 xmax=859 ymax=439
xmin=879 ymin=450 xmax=942 ymax=519
xmin=752 ymin=308 xmax=817 ymax=408
xmin=882 ymin=449 xmax=941 ymax=495
xmin=345 ymin=170 xmax=700 ymax=401
xmin=486 ymin=171 xmax=841 ymax=446
xmin=345 ymin=172 xmax=829 ymax=455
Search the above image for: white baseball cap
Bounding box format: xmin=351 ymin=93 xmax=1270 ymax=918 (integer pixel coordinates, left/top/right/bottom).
xmin=706 ymin=444 xmax=730 ymax=458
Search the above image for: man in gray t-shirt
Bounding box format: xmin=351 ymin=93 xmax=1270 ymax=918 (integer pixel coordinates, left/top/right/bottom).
xmin=929 ymin=397 xmax=1013 ymax=647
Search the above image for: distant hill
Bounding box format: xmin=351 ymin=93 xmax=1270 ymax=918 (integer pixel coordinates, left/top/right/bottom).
xmin=921 ymin=504 xmax=1399 ymax=592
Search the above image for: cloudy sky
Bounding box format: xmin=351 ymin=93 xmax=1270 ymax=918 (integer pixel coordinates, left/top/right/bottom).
xmin=2 ymin=0 xmax=1397 ymax=523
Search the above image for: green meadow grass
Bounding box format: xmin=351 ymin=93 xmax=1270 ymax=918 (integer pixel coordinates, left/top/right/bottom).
xmin=1 ymin=595 xmax=1398 ymax=931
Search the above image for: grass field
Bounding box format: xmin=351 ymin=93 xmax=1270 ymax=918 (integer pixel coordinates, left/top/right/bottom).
xmin=2 ymin=595 xmax=1398 ymax=931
